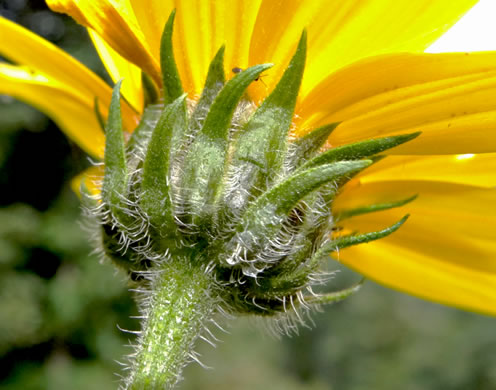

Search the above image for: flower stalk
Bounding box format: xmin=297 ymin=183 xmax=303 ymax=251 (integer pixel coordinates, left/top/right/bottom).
xmin=127 ymin=257 xmax=216 ymax=390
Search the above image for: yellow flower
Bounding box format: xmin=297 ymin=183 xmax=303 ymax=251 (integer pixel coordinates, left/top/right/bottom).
xmin=1 ymin=0 xmax=496 ymax=316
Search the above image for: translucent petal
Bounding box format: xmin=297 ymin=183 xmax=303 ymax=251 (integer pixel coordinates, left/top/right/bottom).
xmin=88 ymin=29 xmax=144 ymax=112
xmin=46 ymin=0 xmax=161 ymax=85
xmin=297 ymin=52 xmax=496 ymax=154
xmin=0 ymin=16 xmax=138 ymax=131
xmin=71 ymin=165 xmax=104 ymax=197
xmin=249 ymin=0 xmax=477 ymax=98
xmin=172 ymin=0 xmax=262 ymax=94
xmin=0 ymin=64 xmax=105 ymax=158
xmin=356 ymin=153 xmax=496 ymax=188
xmin=334 ymin=180 xmax=496 ymax=315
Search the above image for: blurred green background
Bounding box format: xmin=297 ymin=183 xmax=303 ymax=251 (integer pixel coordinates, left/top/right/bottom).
xmin=1 ymin=1 xmax=495 ymax=389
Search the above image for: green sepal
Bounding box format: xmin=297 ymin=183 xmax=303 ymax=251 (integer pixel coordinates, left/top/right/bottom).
xmin=140 ymin=95 xmax=187 ymax=230
xmin=299 ymin=132 xmax=421 ymax=171
xmin=228 ymin=31 xmax=307 ymax=202
xmin=93 ymin=97 xmax=106 ymax=132
xmin=142 ymin=71 xmax=159 ymax=106
xmin=223 ymin=160 xmax=372 ymax=263
xmin=160 ymin=10 xmax=183 ymax=104
xmin=180 ymin=63 xmax=272 ymax=225
xmin=102 ymin=80 xmax=128 ymax=221
xmin=198 ymin=63 xmax=271 ymax=141
xmin=305 ymin=279 xmax=364 ymax=305
xmin=189 ymin=46 xmax=226 ymax=132
xmin=125 ymin=104 xmax=163 ymax=160
xmin=290 ymin=122 xmax=339 ymax=167
xmin=336 ymin=194 xmax=417 ymax=221
xmin=330 ymin=214 xmax=409 ymax=251
xmin=286 ymin=215 xmax=409 ymax=283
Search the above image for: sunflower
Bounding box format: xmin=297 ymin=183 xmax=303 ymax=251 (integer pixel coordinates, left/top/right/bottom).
xmin=1 ymin=0 xmax=495 ymax=388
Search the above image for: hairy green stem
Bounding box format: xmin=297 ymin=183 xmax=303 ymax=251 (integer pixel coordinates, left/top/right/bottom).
xmin=126 ymin=257 xmax=217 ymax=390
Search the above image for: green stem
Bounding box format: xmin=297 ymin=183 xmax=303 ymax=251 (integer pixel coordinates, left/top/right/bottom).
xmin=126 ymin=257 xmax=217 ymax=389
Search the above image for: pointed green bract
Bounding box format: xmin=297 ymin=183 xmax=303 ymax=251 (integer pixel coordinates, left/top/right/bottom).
xmin=223 ymin=160 xmax=372 ymax=264
xmin=141 ymin=95 xmax=187 ymax=231
xmin=160 ymin=10 xmax=183 ymax=104
xmin=179 ymin=63 xmax=271 ymax=226
xmin=336 ymin=195 xmax=418 ymax=221
xmin=331 ymin=214 xmax=409 ymax=250
xmin=125 ymin=103 xmax=163 ymax=160
xmin=199 ymin=64 xmax=271 ymax=141
xmin=291 ymin=122 xmax=339 ymax=166
xmin=305 ymin=279 xmax=364 ymax=305
xmin=142 ymin=71 xmax=159 ymax=106
xmin=190 ymin=46 xmax=226 ymax=132
xmin=299 ymin=132 xmax=421 ymax=171
xmin=227 ymin=31 xmax=307 ymax=208
xmin=102 ymin=80 xmax=128 ymax=221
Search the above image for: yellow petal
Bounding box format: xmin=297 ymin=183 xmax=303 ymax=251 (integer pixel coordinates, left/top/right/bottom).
xmin=46 ymin=0 xmax=161 ymax=86
xmin=356 ymin=153 xmax=496 ymax=188
xmin=249 ymin=0 xmax=477 ymax=98
xmin=0 ymin=64 xmax=105 ymax=158
xmin=0 ymin=16 xmax=139 ymax=132
xmin=297 ymin=52 xmax=496 ymax=154
xmin=71 ymin=165 xmax=104 ymax=197
xmin=335 ymin=180 xmax=496 ymax=241
xmin=171 ymin=0 xmax=263 ymax=94
xmin=334 ymin=180 xmax=496 ymax=315
xmin=88 ymin=29 xmax=144 ymax=112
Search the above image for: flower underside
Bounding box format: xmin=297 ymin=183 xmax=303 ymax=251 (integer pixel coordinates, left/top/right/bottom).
xmin=88 ymin=11 xmax=417 ymax=322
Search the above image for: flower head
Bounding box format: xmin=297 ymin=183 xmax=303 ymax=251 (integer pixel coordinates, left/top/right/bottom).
xmin=1 ymin=0 xmax=496 ymax=317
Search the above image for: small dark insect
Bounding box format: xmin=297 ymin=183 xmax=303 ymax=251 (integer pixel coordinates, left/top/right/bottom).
xmin=232 ymin=67 xmax=266 ymax=84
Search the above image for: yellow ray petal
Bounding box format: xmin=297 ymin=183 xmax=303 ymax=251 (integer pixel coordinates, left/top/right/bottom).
xmin=71 ymin=165 xmax=104 ymax=197
xmin=46 ymin=0 xmax=161 ymax=86
xmin=333 ymin=180 xmax=496 ymax=315
xmin=128 ymin=0 xmax=173 ymax=62
xmin=0 ymin=16 xmax=138 ymax=132
xmin=356 ymin=153 xmax=496 ymax=188
xmin=297 ymin=52 xmax=496 ymax=154
xmin=0 ymin=64 xmax=105 ymax=158
xmin=88 ymin=29 xmax=144 ymax=112
xmin=338 ymin=238 xmax=496 ymax=316
xmin=335 ymin=180 xmax=496 ymax=243
xmin=172 ymin=0 xmax=263 ymax=94
xmin=249 ymin=0 xmax=477 ymax=99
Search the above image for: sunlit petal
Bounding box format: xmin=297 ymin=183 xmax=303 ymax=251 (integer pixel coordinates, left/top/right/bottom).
xmin=173 ymin=0 xmax=263 ymax=94
xmin=46 ymin=0 xmax=161 ymax=86
xmin=356 ymin=153 xmax=496 ymax=188
xmin=249 ymin=0 xmax=477 ymax=99
xmin=0 ymin=64 xmax=105 ymax=158
xmin=0 ymin=16 xmax=139 ymax=131
xmin=71 ymin=165 xmax=104 ymax=197
xmin=88 ymin=29 xmax=144 ymax=112
xmin=297 ymin=52 xmax=496 ymax=154
xmin=334 ymin=180 xmax=496 ymax=315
